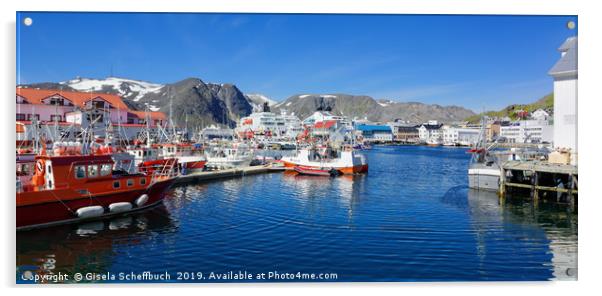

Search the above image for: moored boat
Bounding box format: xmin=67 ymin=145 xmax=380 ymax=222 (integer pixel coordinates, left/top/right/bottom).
xmin=16 ymin=153 xmax=177 ymax=231
xmin=293 ymin=165 xmax=341 ymax=177
xmin=467 ymin=117 xmax=500 ymax=191
xmin=204 ymin=142 xmax=254 ymax=169
xmin=281 ymin=145 xmax=368 ymax=175
xmin=158 ymin=143 xmax=207 ymax=174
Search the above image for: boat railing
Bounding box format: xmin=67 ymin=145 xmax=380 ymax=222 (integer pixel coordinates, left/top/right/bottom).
xmin=149 ymin=158 xmax=179 ymax=184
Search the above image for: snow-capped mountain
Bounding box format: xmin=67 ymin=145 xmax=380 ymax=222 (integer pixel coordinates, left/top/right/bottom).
xmin=272 ymin=94 xmax=476 ymax=123
xmin=245 ymin=94 xmax=277 ymax=112
xmin=22 ymin=76 xmax=476 ymax=126
xmin=60 ymin=77 xmax=164 ymax=102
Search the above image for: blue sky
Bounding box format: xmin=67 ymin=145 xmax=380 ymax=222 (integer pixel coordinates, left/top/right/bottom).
xmin=16 ymin=12 xmax=577 ymax=111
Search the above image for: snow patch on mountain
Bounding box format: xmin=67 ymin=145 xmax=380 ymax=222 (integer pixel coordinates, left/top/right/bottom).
xmin=299 ymin=94 xmax=337 ymax=99
xmin=377 ymin=99 xmax=396 ymax=107
xmin=60 ymin=77 xmax=164 ymax=101
xmin=245 ymin=93 xmax=277 ymax=111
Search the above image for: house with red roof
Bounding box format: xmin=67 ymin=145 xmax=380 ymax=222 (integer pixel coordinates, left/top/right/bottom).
xmin=15 ymin=87 xmax=167 ymax=142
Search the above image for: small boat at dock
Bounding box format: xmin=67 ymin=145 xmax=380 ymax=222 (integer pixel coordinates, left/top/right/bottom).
xmin=293 ymin=165 xmax=341 ymax=177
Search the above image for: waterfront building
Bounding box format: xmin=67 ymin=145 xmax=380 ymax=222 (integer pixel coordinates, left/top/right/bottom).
xmin=499 ymin=119 xmax=553 ymax=144
xmin=388 ymin=123 xmax=420 ymax=143
xmin=16 ymin=88 xmax=130 ymax=123
xmin=418 ymin=121 xmax=444 ymax=143
xmin=548 ymin=36 xmax=577 ymax=163
xmin=355 ymin=124 xmax=393 ymax=143
xmin=442 ymin=126 xmax=481 ymax=146
xmin=15 ymin=87 xmax=166 ymax=143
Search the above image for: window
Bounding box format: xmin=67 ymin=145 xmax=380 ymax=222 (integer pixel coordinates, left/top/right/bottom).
xmin=16 ymin=113 xmax=26 ymax=121
xmin=100 ymin=164 xmax=112 ymax=176
xmin=50 ymin=115 xmax=63 ymax=122
xmin=49 ymin=97 xmax=64 ymax=105
xmin=113 ymin=181 xmax=120 ymax=189
xmin=93 ymin=101 xmax=105 ymax=109
xmin=17 ymin=164 xmax=31 ymax=176
xmin=87 ymin=165 xmax=99 ymax=178
xmin=75 ymin=165 xmax=86 ymax=179
xmin=27 ymin=114 xmax=40 ymax=121
xmin=140 ymin=178 xmax=146 ymax=185
xmin=127 ymin=179 xmax=134 ymax=187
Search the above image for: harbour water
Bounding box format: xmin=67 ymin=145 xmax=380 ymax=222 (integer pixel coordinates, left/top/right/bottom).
xmin=16 ymin=146 xmax=577 ymax=282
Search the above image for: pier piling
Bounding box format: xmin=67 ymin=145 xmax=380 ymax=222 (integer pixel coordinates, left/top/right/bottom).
xmin=498 ymin=161 xmax=577 ymax=205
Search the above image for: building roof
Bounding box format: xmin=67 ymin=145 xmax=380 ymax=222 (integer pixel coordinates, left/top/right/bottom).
xmin=549 ymin=36 xmax=577 ymax=77
xmin=356 ymin=124 xmax=391 ymax=132
xmin=420 ymin=124 xmax=443 ymax=130
xmin=395 ymin=126 xmax=419 ymax=132
xmin=128 ymin=110 xmax=167 ymax=121
xmin=16 ymin=87 xmax=129 ymax=110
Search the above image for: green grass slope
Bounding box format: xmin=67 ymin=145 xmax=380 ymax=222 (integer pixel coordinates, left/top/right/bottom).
xmin=464 ymin=93 xmax=553 ymax=123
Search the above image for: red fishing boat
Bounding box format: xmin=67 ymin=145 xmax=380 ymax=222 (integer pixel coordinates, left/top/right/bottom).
xmin=293 ymin=165 xmax=341 ymax=177
xmin=16 ymin=152 xmax=177 ymax=231
xmin=157 ymin=143 xmax=207 ymax=174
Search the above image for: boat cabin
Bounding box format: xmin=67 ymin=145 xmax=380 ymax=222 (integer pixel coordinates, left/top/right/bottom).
xmin=22 ymin=154 xmax=148 ymax=193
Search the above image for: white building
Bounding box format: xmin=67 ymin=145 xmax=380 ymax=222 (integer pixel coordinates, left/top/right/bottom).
xmin=442 ymin=126 xmax=481 ymax=146
xmin=531 ymin=109 xmax=550 ymax=121
xmin=418 ymin=122 xmax=444 ymax=143
xmin=355 ymin=124 xmax=393 ymax=143
xmin=500 ymin=120 xmax=553 ymax=144
xmin=548 ymin=36 xmax=577 ymax=162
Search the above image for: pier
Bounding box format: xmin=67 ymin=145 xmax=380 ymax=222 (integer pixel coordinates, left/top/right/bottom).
xmin=499 ymin=160 xmax=578 ymax=206
xmin=172 ymin=164 xmax=285 ymax=186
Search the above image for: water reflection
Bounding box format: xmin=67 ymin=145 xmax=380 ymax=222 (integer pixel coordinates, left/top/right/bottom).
xmin=440 ymin=187 xmax=577 ymax=280
xmin=16 ymin=205 xmax=177 ymax=283
xmin=282 ymin=172 xmax=367 ymax=220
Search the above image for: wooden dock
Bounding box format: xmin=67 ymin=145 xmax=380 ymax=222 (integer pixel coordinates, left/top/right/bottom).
xmin=172 ymin=164 xmax=285 ymax=186
xmin=499 ymin=160 xmax=578 ymax=205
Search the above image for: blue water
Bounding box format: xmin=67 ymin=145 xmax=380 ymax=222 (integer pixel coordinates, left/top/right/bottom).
xmin=16 ymin=146 xmax=578 ymax=283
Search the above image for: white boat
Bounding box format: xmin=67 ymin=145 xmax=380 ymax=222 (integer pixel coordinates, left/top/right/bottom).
xmin=280 ymin=145 xmax=368 ymax=175
xmin=426 ymin=137 xmax=442 ymax=146
xmin=467 ymin=117 xmax=500 ymax=191
xmin=204 ymin=142 xmax=254 ymax=169
xmin=468 ymin=149 xmax=501 ymax=191
xmin=158 ymin=143 xmax=207 ymax=173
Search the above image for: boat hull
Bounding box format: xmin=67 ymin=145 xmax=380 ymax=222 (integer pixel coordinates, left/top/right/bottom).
xmin=181 ymin=160 xmax=207 ymax=173
xmin=293 ymin=165 xmax=340 ymax=176
xmin=468 ymin=168 xmax=500 ymax=191
xmin=16 ymin=178 xmax=174 ymax=231
xmin=283 ymin=161 xmax=368 ymax=175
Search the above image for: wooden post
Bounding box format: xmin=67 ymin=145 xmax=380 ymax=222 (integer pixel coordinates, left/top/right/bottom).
xmin=532 ymin=171 xmax=539 ymax=203
xmin=568 ymin=174 xmax=575 ymax=208
xmin=567 ymin=174 xmax=574 ymax=199
xmin=499 ymin=168 xmax=506 ymax=197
